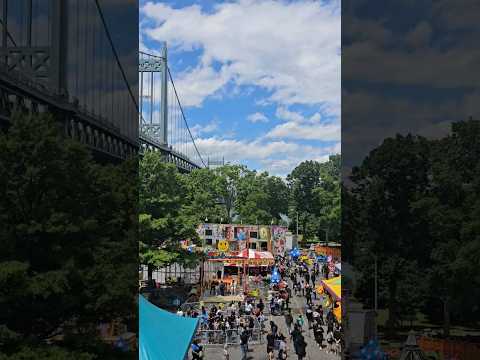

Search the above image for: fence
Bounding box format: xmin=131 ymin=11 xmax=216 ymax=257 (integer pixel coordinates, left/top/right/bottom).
xmin=139 ymin=261 xmax=223 ymax=285
xmin=194 ymin=328 xmax=264 ymax=346
xmin=418 ymin=336 xmax=480 ymax=360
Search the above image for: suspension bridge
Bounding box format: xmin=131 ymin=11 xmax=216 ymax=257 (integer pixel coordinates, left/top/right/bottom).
xmin=139 ymin=45 xmax=212 ymax=172
xmin=0 ymin=1 xmax=220 ymax=172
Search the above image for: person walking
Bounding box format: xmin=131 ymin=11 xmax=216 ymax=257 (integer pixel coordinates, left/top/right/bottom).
xmin=278 ymin=336 xmax=287 ymax=360
xmin=306 ymin=305 xmax=314 ymax=330
xmin=266 ymin=330 xmax=276 ymax=358
xmin=294 ymin=334 xmax=307 ymax=360
xmin=296 ymin=315 xmax=304 ymax=332
xmin=270 ymin=320 xmax=278 ymax=336
xmin=313 ymin=321 xmax=324 ymax=348
xmin=210 ymin=279 xmax=216 ymax=295
xmin=305 ymin=285 xmax=312 ymax=306
xmin=240 ymin=329 xmax=249 ymax=360
xmin=284 ymin=309 xmax=294 ymax=334
xmin=191 ymin=339 xmax=204 ymax=360
xmin=223 ymin=344 xmax=230 ymax=360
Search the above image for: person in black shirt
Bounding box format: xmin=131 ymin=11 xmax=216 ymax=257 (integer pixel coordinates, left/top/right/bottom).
xmin=313 ymin=322 xmax=324 ymax=348
xmin=257 ymin=298 xmax=265 ymax=313
xmin=294 ymin=334 xmax=307 ymax=360
xmin=284 ymin=309 xmax=293 ymax=334
xmin=240 ymin=330 xmax=249 ymax=360
xmin=266 ymin=330 xmax=276 ymax=356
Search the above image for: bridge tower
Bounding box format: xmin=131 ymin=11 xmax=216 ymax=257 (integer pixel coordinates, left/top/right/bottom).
xmin=139 ymin=44 xmax=170 ymax=145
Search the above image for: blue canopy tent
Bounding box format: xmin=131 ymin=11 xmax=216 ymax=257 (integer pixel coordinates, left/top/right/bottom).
xmin=140 ymin=296 xmax=199 ymax=360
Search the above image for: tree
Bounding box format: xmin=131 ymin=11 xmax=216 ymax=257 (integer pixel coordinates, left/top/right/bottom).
xmin=0 ymin=113 xmax=137 ymax=357
xmin=348 ymin=120 xmax=480 ymax=337
xmin=182 ymin=167 xmax=227 ymax=223
xmin=263 ymin=175 xmax=289 ymax=223
xmin=139 ymin=152 xmax=200 ymax=281
xmin=287 ymin=156 xmax=340 ymax=242
xmin=349 ymin=134 xmax=431 ymax=336
xmin=215 ymin=164 xmax=246 ymax=222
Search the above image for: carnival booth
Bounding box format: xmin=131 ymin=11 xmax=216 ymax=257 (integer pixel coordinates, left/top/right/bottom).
xmin=317 ymin=276 xmax=342 ymax=323
xmin=206 ymin=248 xmax=275 ymax=294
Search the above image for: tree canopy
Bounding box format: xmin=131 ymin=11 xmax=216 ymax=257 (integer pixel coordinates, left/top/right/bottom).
xmin=0 ymin=113 xmax=137 ymax=358
xmin=345 ymin=119 xmax=480 ymax=337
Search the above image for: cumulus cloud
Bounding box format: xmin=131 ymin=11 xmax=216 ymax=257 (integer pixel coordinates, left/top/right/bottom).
xmin=247 ymin=112 xmax=269 ymax=123
xmin=194 ymin=136 xmax=340 ymax=175
xmin=190 ymin=120 xmax=220 ymax=137
xmin=266 ymin=121 xmax=340 ymax=141
xmin=141 ymin=0 xmax=340 ymax=109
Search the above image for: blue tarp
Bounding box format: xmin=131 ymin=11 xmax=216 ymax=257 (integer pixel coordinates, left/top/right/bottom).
xmin=140 ymin=296 xmax=199 ymax=360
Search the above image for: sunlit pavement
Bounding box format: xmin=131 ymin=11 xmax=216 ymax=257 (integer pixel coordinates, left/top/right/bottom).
xmin=196 ymin=279 xmax=341 ymax=360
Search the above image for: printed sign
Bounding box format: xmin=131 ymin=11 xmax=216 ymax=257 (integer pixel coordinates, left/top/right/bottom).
xmin=217 ymin=240 xmax=229 ymax=252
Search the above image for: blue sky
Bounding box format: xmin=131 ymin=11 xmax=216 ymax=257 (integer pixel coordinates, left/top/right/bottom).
xmin=140 ymin=0 xmax=340 ymax=176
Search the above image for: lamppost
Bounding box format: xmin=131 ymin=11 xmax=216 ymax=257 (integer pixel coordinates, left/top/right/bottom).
xmin=361 ymin=247 xmax=378 ymax=337
xmin=319 ymin=227 xmax=329 ymax=247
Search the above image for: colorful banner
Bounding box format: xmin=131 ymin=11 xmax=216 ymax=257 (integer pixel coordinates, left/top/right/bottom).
xmin=271 ymin=226 xmax=287 ymax=255
xmin=234 ymin=226 xmax=247 ymax=240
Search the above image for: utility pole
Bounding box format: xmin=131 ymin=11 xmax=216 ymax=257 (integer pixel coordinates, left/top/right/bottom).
xmin=296 ymin=212 xmax=299 ymax=237
xmin=374 ymin=254 xmax=378 ymax=313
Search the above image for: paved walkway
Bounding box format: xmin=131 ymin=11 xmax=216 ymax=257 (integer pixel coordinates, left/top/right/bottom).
xmin=195 ymin=278 xmax=340 ymax=360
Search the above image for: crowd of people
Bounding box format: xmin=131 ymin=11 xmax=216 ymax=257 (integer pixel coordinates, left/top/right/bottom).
xmin=189 ymin=250 xmax=343 ymax=359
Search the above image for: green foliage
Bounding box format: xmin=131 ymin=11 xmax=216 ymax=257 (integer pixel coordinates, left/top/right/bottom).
xmin=139 ymin=152 xmax=201 ymax=276
xmin=287 ymin=155 xmax=341 ymax=241
xmin=347 ymin=119 xmax=480 ymax=335
xmin=0 ymin=113 xmax=137 ymax=357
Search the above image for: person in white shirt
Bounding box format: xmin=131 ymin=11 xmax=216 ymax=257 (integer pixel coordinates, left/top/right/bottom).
xmin=223 ymin=344 xmax=230 ymax=360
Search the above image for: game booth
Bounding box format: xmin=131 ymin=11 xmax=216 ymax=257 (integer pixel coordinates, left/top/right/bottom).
xmin=317 ymin=276 xmax=342 ymax=323
xmin=205 ymin=248 xmax=275 ymax=294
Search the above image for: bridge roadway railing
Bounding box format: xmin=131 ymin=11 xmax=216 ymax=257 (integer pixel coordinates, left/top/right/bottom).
xmin=139 ymin=133 xmax=201 ymax=172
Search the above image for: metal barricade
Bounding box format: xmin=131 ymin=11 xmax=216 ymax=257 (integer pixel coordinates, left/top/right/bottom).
xmin=195 ymin=328 xmax=263 ymax=346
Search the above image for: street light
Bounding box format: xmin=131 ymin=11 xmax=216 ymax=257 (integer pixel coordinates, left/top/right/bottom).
xmin=319 ymin=227 xmax=329 ymax=247
xmin=361 ymin=247 xmax=378 ymax=337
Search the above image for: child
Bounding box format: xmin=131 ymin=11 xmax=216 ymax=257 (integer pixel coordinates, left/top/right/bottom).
xmin=223 ymin=344 xmax=230 ymax=360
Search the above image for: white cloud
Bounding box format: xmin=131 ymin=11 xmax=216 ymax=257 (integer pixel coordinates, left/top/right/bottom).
xmin=141 ymin=0 xmax=340 ymax=110
xmin=266 ymin=107 xmax=340 ymax=141
xmin=275 ymin=107 xmax=304 ymax=123
xmin=190 ymin=120 xmax=219 ymax=137
xmin=247 ymin=112 xmax=269 ymax=123
xmin=266 ymin=121 xmax=340 ymax=141
xmin=192 ymin=137 xmax=340 ymax=175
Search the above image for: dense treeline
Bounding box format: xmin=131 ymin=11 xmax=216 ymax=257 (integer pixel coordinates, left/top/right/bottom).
xmin=345 ymin=119 xmax=480 ymax=337
xmin=0 ymin=114 xmax=137 ymax=359
xmin=139 ymin=153 xmax=340 ymax=278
